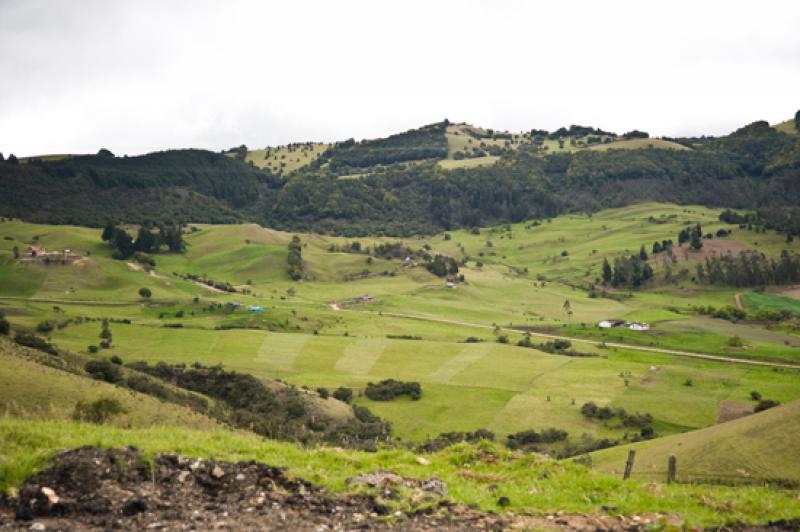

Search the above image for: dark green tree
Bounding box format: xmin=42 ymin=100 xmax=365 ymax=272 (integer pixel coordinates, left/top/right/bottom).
xmin=601 ymin=258 xmax=612 ymax=284
xmin=639 ymin=245 xmax=648 ymax=261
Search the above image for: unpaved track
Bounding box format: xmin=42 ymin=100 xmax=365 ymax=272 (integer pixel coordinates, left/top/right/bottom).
xmin=358 ymin=310 xmax=800 ymax=370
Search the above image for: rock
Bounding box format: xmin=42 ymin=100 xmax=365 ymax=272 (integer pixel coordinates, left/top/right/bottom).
xmin=40 ymin=487 xmax=59 ymax=505
xmin=415 ymin=456 xmax=430 ymax=465
xmin=235 ymin=473 xmax=246 ymax=482
xmin=177 ymin=470 xmax=191 ymax=483
xmin=346 ymin=471 xmax=404 ymax=488
xmin=122 ymin=498 xmax=148 ymax=516
xmin=211 ymin=465 xmax=225 ymax=479
xmin=420 ymin=479 xmax=448 ymax=496
xmin=29 ymin=523 xmax=46 ymax=531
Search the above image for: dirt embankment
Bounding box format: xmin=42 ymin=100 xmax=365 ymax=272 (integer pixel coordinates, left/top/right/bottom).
xmin=2 ymin=447 xmax=793 ymax=531
xmin=0 ymin=447 xmax=504 ymax=530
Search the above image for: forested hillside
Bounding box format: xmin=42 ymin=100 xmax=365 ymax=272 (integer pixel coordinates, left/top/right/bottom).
xmin=2 ymin=118 xmax=799 ymax=234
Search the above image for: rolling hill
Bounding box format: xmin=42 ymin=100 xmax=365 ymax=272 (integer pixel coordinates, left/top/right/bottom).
xmin=590 ymin=399 xmax=800 ymax=483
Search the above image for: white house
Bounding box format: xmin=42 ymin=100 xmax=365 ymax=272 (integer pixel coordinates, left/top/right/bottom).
xmin=628 ymin=322 xmax=650 ymax=331
xmin=598 ymin=319 xmax=626 ymax=329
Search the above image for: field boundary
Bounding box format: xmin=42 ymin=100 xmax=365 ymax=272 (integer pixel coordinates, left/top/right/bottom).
xmin=363 ymin=310 xmax=800 ymax=370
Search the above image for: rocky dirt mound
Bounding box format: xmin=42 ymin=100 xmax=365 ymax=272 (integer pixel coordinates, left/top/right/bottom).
xmin=1 ymin=446 xmax=793 ymax=531
xmin=0 ymin=446 xmax=506 ymax=530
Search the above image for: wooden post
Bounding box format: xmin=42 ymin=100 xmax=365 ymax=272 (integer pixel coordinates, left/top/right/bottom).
xmin=623 ymin=449 xmax=636 ymax=480
xmin=667 ymin=455 xmax=677 ymax=484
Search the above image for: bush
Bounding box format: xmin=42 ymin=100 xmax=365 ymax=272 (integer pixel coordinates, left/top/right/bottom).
xmin=85 ymin=359 xmax=123 ymax=383
xmin=316 ymin=387 xmax=329 ymax=399
xmin=750 ymin=391 xmax=762 ymax=401
xmin=365 ymin=379 xmax=421 ymax=401
xmin=0 ymin=313 xmax=9 ymax=336
xmin=110 ymin=355 xmax=123 ymax=365
xmin=88 ymin=345 xmax=99 ymax=353
xmin=14 ymin=332 xmax=58 ymax=355
xmin=72 ymin=398 xmax=126 ymax=424
xmin=138 ymin=287 xmax=152 ymax=299
xmin=333 ymin=387 xmax=353 ymax=404
xmin=36 ymin=321 xmax=55 ymax=334
xmin=506 ymin=427 xmax=568 ymax=450
xmin=754 ymin=399 xmax=780 ymax=412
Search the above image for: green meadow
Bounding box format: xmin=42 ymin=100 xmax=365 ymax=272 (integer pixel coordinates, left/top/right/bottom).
xmin=2 ymin=202 xmax=799 ymax=445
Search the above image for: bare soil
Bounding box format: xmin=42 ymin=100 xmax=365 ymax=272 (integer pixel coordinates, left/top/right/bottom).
xmin=0 ymin=447 xmax=794 ymax=531
xmin=717 ymin=400 xmax=755 ymax=423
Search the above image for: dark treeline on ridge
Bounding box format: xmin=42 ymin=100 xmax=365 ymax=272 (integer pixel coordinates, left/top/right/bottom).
xmin=2 ymin=117 xmax=799 ymax=236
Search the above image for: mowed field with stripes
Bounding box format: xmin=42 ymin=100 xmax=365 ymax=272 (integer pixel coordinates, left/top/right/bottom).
xmin=47 ymin=322 xmax=800 ymax=441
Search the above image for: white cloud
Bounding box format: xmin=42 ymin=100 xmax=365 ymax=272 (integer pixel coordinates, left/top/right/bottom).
xmin=0 ymin=0 xmax=798 ymax=156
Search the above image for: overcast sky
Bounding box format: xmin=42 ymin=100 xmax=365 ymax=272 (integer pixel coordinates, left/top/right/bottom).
xmin=1 ymin=0 xmax=798 ymax=157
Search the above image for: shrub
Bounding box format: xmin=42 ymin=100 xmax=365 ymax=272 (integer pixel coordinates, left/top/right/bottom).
xmin=110 ymin=355 xmax=123 ymax=365
xmin=88 ymin=345 xmax=99 ymax=353
xmin=464 ymin=336 xmax=482 ymax=343
xmin=333 ymin=387 xmax=353 ymax=404
xmin=285 ymin=397 xmax=306 ymax=419
xmin=85 ymin=359 xmax=123 ymax=383
xmin=36 ymin=321 xmax=55 ymax=334
xmin=0 ymin=312 xmax=9 ymax=336
xmin=316 ymin=387 xmax=329 ymax=399
xmin=138 ymin=287 xmax=152 ymax=299
xmin=754 ymin=399 xmax=780 ymax=412
xmin=73 ymin=398 xmax=126 ymax=424
xmin=496 ymin=335 xmax=509 ymax=344
xmin=14 ymin=332 xmax=58 ymax=355
xmin=365 ymin=379 xmax=421 ymax=401
xmin=750 ymin=391 xmax=762 ymax=401
xmin=727 ymin=336 xmax=744 ymax=347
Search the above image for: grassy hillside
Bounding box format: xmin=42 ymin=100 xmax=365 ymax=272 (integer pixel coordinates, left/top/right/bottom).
xmin=590 ymin=400 xmax=800 ymax=483
xmin=587 ymin=138 xmax=690 ymax=151
xmin=773 ymin=118 xmax=797 ymax=135
xmin=2 ymin=418 xmax=800 ymax=527
xmin=2 ymin=204 xmax=800 ymax=446
xmin=0 ymin=338 xmax=221 ymax=431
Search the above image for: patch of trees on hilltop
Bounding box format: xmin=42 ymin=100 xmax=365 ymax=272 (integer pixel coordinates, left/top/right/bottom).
xmin=0 ymin=149 xmax=276 ymax=226
xmin=320 ymin=121 xmax=449 ymax=171
xmin=2 ymin=118 xmax=800 ymax=236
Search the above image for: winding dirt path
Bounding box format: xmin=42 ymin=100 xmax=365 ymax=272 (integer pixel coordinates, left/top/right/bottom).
xmin=353 ymin=309 xmax=800 ymax=370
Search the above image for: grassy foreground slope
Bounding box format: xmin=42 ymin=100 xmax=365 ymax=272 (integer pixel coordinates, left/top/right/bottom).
xmin=2 ymin=418 xmax=800 ymax=527
xmin=0 ymin=339 xmax=221 ymax=431
xmin=590 ymin=400 xmax=800 ymax=483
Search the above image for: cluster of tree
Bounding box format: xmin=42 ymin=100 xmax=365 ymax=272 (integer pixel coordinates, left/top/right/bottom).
xmin=127 ymin=361 xmax=392 ymax=448
xmin=416 ymin=429 xmax=495 ymax=453
xmin=696 ymin=250 xmax=800 ymax=287
xmin=364 ymin=379 xmax=422 ymax=401
xmin=580 ymin=402 xmax=655 ymax=438
xmin=321 ymin=122 xmax=449 ymax=171
xmin=651 ymin=239 xmax=674 ymax=254
xmin=516 ymin=336 xmax=596 ymax=357
xmin=506 ymin=428 xmax=568 ymax=451
xmin=0 ymin=149 xmax=273 ymax=226
xmin=601 ymin=253 xmax=653 ymax=289
xmin=622 ymin=130 xmax=649 ymax=139
xmin=3 ymin=117 xmax=800 ymax=236
xmin=177 ymin=273 xmax=237 ymax=293
xmin=548 ymin=125 xmax=616 ymax=139
xmin=0 ymin=310 xmax=9 ymax=336
xmin=13 ymin=332 xmax=58 ymax=355
xmin=288 ymin=235 xmax=303 ymax=280
xmin=677 ymin=223 xmax=704 ymax=250
xmin=101 ymin=223 xmax=184 ymax=259
xmin=425 ymin=254 xmax=459 ymax=277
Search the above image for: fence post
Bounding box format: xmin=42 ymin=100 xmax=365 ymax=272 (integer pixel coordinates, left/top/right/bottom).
xmin=667 ymin=455 xmax=677 ymax=484
xmin=623 ymin=449 xmax=636 ymax=480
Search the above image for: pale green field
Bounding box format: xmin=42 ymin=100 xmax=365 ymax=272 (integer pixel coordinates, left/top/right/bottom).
xmin=586 ymin=138 xmax=689 ymax=151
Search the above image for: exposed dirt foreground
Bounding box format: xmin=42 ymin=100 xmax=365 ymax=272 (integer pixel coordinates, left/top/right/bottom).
xmin=0 ymin=447 xmax=794 ymax=531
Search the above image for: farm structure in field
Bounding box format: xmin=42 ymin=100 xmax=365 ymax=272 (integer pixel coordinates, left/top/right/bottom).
xmin=598 ymin=319 xmax=650 ymax=331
